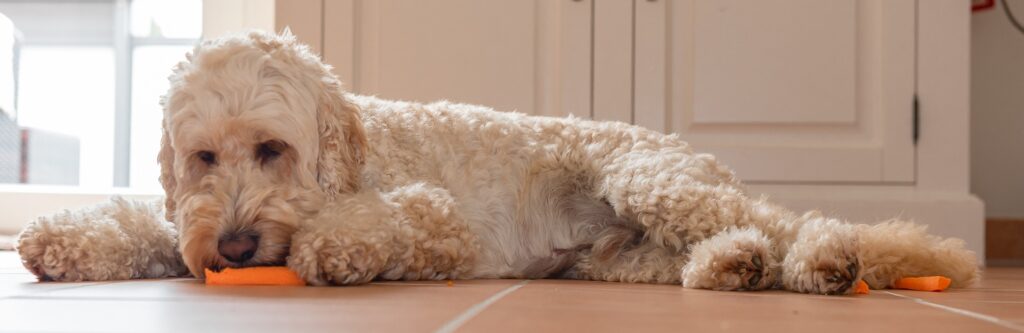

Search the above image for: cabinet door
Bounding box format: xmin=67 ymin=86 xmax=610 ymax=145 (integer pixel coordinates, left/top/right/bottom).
xmin=633 ymin=0 xmax=915 ymax=183
xmin=321 ymin=0 xmax=592 ymax=118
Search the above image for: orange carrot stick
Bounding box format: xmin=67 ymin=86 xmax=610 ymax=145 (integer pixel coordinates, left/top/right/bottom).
xmin=854 ymin=280 xmax=870 ymax=294
xmin=205 ymin=266 xmax=306 ymax=286
xmin=894 ymin=276 xmax=951 ymax=292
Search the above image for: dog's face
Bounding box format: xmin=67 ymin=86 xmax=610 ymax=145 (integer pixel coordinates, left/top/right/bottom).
xmin=159 ymin=31 xmax=366 ymax=277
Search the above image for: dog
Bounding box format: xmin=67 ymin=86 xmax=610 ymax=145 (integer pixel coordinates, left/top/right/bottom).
xmin=16 ymin=31 xmax=979 ymax=294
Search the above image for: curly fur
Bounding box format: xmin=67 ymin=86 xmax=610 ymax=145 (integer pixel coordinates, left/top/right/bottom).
xmin=15 ymin=30 xmax=979 ymax=295
xmin=16 ymin=197 xmax=187 ymax=281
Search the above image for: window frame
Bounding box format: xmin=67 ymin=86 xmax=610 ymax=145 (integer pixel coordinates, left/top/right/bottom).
xmin=114 ymin=0 xmax=198 ymax=187
xmin=2 ymin=0 xmax=197 ymax=189
xmin=0 ymin=0 xmax=198 ymax=232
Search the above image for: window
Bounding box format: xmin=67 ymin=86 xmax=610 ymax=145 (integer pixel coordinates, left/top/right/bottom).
xmin=0 ymin=0 xmax=201 ymax=193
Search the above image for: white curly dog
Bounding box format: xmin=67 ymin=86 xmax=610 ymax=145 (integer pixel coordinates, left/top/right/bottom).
xmin=16 ymin=31 xmax=979 ymax=295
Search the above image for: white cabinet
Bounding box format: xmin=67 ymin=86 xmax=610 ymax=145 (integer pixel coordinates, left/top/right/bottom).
xmin=277 ymin=0 xmax=982 ymax=260
xmin=317 ymin=0 xmax=592 ymax=119
xmin=630 ymin=0 xmax=916 ymax=183
xmin=303 ymin=0 xmax=915 ymax=184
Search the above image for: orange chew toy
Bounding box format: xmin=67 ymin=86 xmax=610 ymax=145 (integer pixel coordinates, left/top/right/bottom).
xmin=205 ymin=267 xmax=305 ymax=286
xmin=894 ymin=276 xmax=951 ymax=292
xmin=854 ymin=280 xmax=870 ymax=294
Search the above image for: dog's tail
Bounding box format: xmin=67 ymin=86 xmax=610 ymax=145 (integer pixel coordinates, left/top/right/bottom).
xmin=856 ymin=219 xmax=979 ymax=289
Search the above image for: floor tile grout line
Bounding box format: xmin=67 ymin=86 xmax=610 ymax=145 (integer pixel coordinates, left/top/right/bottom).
xmin=433 ymin=280 xmax=530 ymax=333
xmin=964 ymin=288 xmax=1024 ymax=292
xmin=883 ymin=291 xmax=1024 ymax=332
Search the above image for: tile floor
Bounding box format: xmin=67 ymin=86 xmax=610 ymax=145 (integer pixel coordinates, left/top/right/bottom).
xmin=1 ymin=251 xmax=1022 ymax=333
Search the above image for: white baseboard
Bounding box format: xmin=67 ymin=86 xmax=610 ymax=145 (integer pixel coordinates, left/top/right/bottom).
xmin=749 ymin=184 xmax=986 ymax=265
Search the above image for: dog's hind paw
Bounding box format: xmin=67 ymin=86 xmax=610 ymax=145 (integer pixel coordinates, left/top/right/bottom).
xmin=781 ymin=217 xmax=863 ymax=295
xmin=681 ymin=227 xmax=779 ymax=291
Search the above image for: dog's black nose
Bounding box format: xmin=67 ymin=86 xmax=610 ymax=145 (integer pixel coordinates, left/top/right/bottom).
xmin=218 ymin=233 xmax=259 ymax=263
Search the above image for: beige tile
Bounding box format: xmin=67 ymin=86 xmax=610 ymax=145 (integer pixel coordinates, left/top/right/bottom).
xmin=2 ymin=279 xmax=523 ymax=333
xmin=0 ymin=252 xmax=123 ymax=299
xmin=2 ymin=297 xmax=444 ymax=333
xmin=896 ymin=288 xmax=1024 ymax=303
xmin=457 ymin=280 xmax=1022 ymax=333
xmin=884 ymin=270 xmax=1024 ymax=328
xmin=973 ymin=267 xmax=1024 ymax=290
xmin=924 ymin=301 xmax=1024 ymax=325
xmin=28 ymin=277 xmax=515 ymax=301
xmin=0 ymin=274 xmax=106 ymax=299
xmin=4 ymin=250 xmax=1024 ymax=333
xmin=0 ymin=251 xmax=30 ymax=274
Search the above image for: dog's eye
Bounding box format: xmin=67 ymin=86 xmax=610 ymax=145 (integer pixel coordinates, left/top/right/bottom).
xmin=197 ymin=151 xmax=216 ymax=166
xmin=256 ymin=141 xmax=286 ymax=164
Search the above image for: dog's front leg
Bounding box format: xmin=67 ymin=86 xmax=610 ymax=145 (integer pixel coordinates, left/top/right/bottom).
xmin=16 ymin=197 xmax=187 ymax=281
xmin=288 ymin=184 xmax=478 ymax=285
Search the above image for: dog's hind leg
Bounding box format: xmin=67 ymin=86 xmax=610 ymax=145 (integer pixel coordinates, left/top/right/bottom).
xmin=580 ymin=130 xmax=978 ymax=293
xmin=587 ymin=139 xmax=865 ymax=293
xmin=561 ymin=240 xmax=687 ymax=284
xmin=591 ymin=139 xmax=773 ymax=253
xmin=780 ymin=216 xmax=864 ymax=295
xmin=779 ymin=215 xmax=979 ymax=294
xmin=16 ymin=197 xmax=187 ymax=281
xmin=681 ymin=226 xmax=780 ymax=291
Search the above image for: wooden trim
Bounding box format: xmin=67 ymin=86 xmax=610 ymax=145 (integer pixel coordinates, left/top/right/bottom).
xmin=987 ymin=218 xmax=1024 ymax=266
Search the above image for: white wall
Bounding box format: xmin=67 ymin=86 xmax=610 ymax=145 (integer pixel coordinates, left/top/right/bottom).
xmin=202 ymin=0 xmax=275 ymax=40
xmin=0 ymin=185 xmax=159 ymax=234
xmin=971 ymin=2 xmax=1024 ymax=219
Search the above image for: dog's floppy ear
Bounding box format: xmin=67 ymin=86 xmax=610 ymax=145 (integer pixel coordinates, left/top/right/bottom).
xmin=158 ymin=119 xmax=178 ymax=223
xmin=315 ymin=77 xmax=367 ymax=198
xmin=244 ymin=30 xmax=366 ymax=196
xmin=158 ymin=56 xmax=189 ymax=224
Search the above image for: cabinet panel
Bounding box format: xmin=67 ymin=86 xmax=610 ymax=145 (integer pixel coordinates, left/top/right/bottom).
xmin=693 ymin=0 xmax=857 ymax=124
xmin=323 ymin=0 xmax=591 ymax=117
xmin=653 ymin=0 xmax=915 ymax=183
xmin=375 ymin=1 xmax=533 ymax=113
xmin=313 ymin=0 xmax=916 ymax=184
xmin=592 ymin=0 xmax=633 ymax=123
xmin=634 ymin=0 xmax=668 ymax=132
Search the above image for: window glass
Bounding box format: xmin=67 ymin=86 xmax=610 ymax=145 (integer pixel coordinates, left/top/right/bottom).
xmin=130 ymin=45 xmax=191 ymax=192
xmin=0 ymin=0 xmax=199 ymax=191
xmin=15 ymin=47 xmax=116 ymax=187
xmin=130 ymin=0 xmax=201 ymax=39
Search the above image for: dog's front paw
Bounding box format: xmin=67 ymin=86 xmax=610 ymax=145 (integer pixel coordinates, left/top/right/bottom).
xmin=781 ymin=217 xmax=863 ymax=295
xmin=681 ymin=227 xmax=779 ymax=291
xmin=287 ymin=194 xmax=398 ymax=286
xmin=287 ymin=230 xmax=390 ymax=286
xmin=16 ymin=198 xmax=185 ymax=281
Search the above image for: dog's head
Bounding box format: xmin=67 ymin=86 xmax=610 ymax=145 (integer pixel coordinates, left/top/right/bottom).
xmin=159 ymin=30 xmax=366 ymax=277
